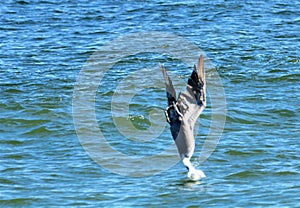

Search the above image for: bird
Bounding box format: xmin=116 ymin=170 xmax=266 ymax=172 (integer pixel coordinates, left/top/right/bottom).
xmin=160 ymin=55 xmax=206 ymax=181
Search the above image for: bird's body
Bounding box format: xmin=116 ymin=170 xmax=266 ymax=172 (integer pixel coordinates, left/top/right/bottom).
xmin=160 ymin=55 xmax=206 ymax=181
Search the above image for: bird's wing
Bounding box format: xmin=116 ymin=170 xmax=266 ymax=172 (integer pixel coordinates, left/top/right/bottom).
xmin=177 ymin=55 xmax=206 ymax=127
xmin=160 ymin=64 xmax=181 ymax=140
xmin=160 ymin=64 xmax=176 ymax=106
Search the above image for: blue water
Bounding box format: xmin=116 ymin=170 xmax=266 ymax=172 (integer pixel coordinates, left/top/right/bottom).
xmin=1 ymin=0 xmax=300 ymax=207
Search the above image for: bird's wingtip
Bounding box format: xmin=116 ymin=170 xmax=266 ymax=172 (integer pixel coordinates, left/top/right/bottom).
xmin=197 ymin=54 xmax=204 ymax=79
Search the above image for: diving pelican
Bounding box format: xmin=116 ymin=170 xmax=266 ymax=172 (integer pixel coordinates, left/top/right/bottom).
xmin=160 ymin=55 xmax=206 ymax=181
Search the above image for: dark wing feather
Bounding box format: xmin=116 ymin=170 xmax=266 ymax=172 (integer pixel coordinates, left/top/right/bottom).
xmin=177 ymin=55 xmax=206 ymax=126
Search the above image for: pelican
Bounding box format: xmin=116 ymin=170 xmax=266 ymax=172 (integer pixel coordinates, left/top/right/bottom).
xmin=160 ymin=55 xmax=206 ymax=181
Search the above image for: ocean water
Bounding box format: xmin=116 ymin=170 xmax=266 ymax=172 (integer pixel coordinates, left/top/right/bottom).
xmin=1 ymin=0 xmax=300 ymax=207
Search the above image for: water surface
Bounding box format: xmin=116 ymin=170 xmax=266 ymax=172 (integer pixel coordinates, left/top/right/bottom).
xmin=1 ymin=0 xmax=300 ymax=207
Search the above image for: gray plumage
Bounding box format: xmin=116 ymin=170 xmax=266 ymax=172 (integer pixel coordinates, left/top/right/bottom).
xmin=160 ymin=55 xmax=206 ymax=180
